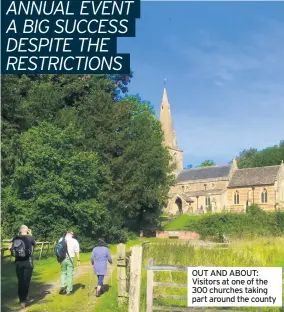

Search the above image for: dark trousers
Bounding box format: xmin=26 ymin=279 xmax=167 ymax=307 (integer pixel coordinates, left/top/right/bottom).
xmin=97 ymin=275 xmax=104 ymax=286
xmin=16 ymin=260 xmax=33 ymax=303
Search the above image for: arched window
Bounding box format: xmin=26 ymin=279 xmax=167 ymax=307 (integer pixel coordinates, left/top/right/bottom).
xmin=205 ymin=197 xmax=210 ymax=206
xmin=261 ymin=189 xmax=268 ymax=203
xmin=234 ymin=191 xmax=240 ymax=205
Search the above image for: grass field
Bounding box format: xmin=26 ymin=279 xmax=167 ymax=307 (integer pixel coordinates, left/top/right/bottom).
xmin=1 ymin=252 xmax=94 ymax=312
xmin=140 ymin=237 xmax=284 ymax=312
xmin=1 ymin=239 xmax=143 ymax=312
xmin=70 ymin=236 xmax=284 ymax=312
xmin=2 ymin=237 xmax=283 ymax=311
xmin=163 ymin=214 xmax=205 ymax=230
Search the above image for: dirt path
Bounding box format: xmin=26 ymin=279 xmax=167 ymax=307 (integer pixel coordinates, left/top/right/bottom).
xmin=25 ymin=257 xmax=117 ymax=311
xmin=45 ymin=264 xmax=93 ymax=294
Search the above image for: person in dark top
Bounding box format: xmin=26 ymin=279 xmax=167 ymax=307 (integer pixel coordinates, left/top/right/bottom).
xmin=8 ymin=225 xmax=36 ymax=309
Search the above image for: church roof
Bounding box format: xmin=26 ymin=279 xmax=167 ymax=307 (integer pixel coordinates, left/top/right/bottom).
xmin=228 ymin=165 xmax=280 ymax=188
xmin=176 ymin=166 xmax=230 ymax=183
xmin=168 ymin=193 xmax=194 ymax=202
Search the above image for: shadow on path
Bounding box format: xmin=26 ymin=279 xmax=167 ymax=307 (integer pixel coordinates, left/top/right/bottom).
xmin=1 ymin=261 xmax=53 ymax=312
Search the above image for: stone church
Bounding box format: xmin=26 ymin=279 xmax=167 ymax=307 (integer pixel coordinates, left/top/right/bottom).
xmin=160 ymin=88 xmax=284 ymax=215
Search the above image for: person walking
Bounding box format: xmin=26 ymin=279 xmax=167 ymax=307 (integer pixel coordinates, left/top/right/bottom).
xmin=8 ymin=225 xmax=36 ymax=309
xmin=58 ymin=231 xmax=80 ymax=295
xmin=91 ymin=238 xmax=112 ymax=297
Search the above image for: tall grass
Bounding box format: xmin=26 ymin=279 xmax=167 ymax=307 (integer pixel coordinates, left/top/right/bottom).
xmin=140 ymin=237 xmax=284 ymax=312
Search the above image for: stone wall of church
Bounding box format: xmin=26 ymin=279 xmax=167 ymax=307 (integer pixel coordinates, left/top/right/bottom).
xmin=178 ymin=179 xmax=228 ymax=193
xmin=166 ymin=179 xmax=230 ymax=215
xmin=165 ymin=192 xmax=228 ymax=215
xmin=276 ymin=165 xmax=284 ymax=209
xmin=189 ymin=194 xmax=226 ymax=213
xmin=227 ymin=185 xmax=277 ymax=212
xmin=166 ymin=196 xmax=189 ymax=215
xmin=169 ymin=149 xmax=183 ymax=171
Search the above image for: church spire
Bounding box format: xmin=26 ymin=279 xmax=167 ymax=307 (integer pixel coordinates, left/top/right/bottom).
xmin=232 ymin=156 xmax=238 ymax=169
xmin=159 ymin=84 xmax=183 ymax=171
xmin=160 ymin=87 xmax=176 ymax=148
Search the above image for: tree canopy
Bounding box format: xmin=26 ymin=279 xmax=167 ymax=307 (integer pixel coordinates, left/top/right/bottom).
xmin=235 ymin=141 xmax=284 ymax=168
xmin=1 ymin=74 xmax=173 ymax=247
xmin=196 ymin=160 xmax=216 ymax=168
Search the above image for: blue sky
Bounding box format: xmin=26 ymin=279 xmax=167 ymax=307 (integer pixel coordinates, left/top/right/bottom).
xmin=118 ymin=1 xmax=284 ymax=167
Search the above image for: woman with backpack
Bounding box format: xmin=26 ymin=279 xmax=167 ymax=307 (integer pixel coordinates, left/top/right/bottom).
xmin=8 ymin=225 xmax=36 ymax=309
xmin=91 ymin=238 xmax=112 ymax=297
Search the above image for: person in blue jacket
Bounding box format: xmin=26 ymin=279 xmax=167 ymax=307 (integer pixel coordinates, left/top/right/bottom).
xmin=91 ymin=238 xmax=112 ymax=297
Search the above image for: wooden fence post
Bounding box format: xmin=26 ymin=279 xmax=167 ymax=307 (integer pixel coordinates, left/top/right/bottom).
xmin=128 ymin=245 xmax=143 ymax=312
xmin=117 ymin=243 xmax=128 ymax=305
xmin=1 ymin=248 xmax=4 ymax=261
xmin=39 ymin=242 xmax=44 ymax=260
xmin=46 ymin=242 xmax=50 ymax=256
xmin=146 ymin=257 xmax=154 ymax=312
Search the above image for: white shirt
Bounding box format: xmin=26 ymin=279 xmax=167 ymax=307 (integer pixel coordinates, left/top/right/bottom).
xmin=59 ymin=236 xmax=80 ymax=258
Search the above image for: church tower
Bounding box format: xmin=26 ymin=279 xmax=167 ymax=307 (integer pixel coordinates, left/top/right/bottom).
xmin=160 ymin=88 xmax=183 ymax=171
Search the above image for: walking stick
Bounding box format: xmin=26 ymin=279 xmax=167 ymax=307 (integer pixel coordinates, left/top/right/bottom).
xmin=87 ymin=271 xmax=93 ymax=297
xmin=110 ymin=266 xmax=113 ymax=287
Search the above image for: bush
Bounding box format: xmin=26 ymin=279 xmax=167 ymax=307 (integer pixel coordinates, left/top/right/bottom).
xmin=186 ymin=205 xmax=284 ymax=239
xmin=75 ymin=228 xmax=129 ymax=252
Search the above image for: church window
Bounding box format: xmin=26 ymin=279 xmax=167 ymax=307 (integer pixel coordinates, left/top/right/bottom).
xmin=234 ymin=191 xmax=240 ymax=205
xmin=261 ymin=189 xmax=268 ymax=203
xmin=205 ymin=197 xmax=210 ymax=206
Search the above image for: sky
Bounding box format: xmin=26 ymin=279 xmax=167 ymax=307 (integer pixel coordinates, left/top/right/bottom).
xmin=118 ymin=1 xmax=284 ymax=167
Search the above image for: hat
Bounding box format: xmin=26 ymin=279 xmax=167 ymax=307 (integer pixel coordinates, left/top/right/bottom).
xmin=67 ymin=231 xmax=74 ymax=235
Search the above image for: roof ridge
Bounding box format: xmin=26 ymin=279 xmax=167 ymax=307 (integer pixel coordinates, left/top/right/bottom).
xmin=235 ymin=165 xmax=280 ymax=171
xmin=183 ymin=165 xmax=230 ymax=171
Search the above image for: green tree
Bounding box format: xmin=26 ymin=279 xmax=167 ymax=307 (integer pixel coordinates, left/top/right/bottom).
xmin=1 ymin=75 xmax=35 ymax=186
xmin=75 ymin=89 xmax=174 ymax=230
xmin=2 ymin=122 xmax=119 ymax=243
xmin=196 ymin=160 xmax=216 ymax=168
xmin=236 ymin=141 xmax=284 ymax=168
xmin=1 ymin=74 xmax=173 ymax=242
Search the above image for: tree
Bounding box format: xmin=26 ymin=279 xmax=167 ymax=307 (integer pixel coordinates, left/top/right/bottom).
xmin=74 ymin=90 xmax=174 ymax=231
xmin=236 ymin=141 xmax=284 ymax=168
xmin=1 ymin=75 xmax=36 ymax=186
xmin=1 ymin=122 xmax=118 ymax=243
xmin=196 ymin=160 xmax=216 ymax=168
xmin=1 ymin=74 xmax=173 ymax=243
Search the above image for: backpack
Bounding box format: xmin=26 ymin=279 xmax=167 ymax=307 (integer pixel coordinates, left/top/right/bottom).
xmin=55 ymin=238 xmax=68 ymax=262
xmin=11 ymin=237 xmax=30 ymax=258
